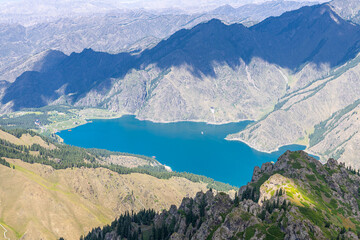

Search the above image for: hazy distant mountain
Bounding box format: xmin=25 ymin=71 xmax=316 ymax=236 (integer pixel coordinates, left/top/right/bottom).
xmin=0 ymin=0 xmax=320 ymax=83
xmin=0 ymin=0 xmax=325 ymax=24
xmin=211 ymin=0 xmax=319 ymax=23
xmin=329 ymin=0 xmax=360 ymax=24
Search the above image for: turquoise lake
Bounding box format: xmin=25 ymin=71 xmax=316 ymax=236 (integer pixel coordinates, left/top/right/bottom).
xmin=58 ymin=115 xmax=308 ymax=187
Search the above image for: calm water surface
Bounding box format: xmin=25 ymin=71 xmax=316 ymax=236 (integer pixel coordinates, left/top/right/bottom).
xmin=58 ymin=115 xmax=308 ymax=187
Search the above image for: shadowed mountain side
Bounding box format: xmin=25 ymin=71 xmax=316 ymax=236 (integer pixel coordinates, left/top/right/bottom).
xmin=251 ymin=4 xmax=360 ymax=70
xmin=140 ymin=19 xmax=256 ymax=78
xmin=3 ymin=4 xmax=360 ymax=110
xmin=142 ymin=4 xmax=360 ymax=75
xmin=2 ymin=50 xmax=136 ymax=109
xmin=33 ymin=50 xmax=67 ymax=73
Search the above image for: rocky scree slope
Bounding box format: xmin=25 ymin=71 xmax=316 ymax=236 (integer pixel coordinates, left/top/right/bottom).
xmin=84 ymin=150 xmax=360 ymax=240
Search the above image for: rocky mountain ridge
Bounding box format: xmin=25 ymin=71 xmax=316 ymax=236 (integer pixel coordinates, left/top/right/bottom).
xmin=228 ymin=46 xmax=360 ymax=168
xmin=84 ymin=150 xmax=360 ymax=240
xmin=3 ymin=4 xmax=359 ymax=120
xmin=0 ymin=0 xmax=317 ymax=83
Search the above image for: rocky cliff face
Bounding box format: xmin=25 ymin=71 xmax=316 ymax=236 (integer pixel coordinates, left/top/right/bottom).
xmin=84 ymin=151 xmax=360 ymax=240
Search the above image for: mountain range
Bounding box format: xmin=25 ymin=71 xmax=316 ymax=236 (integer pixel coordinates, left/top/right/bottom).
xmin=0 ymin=0 xmax=318 ymax=83
xmin=3 ymin=4 xmax=359 ymax=110
xmin=329 ymin=0 xmax=360 ymax=24
xmin=2 ymin=2 xmax=360 ymax=169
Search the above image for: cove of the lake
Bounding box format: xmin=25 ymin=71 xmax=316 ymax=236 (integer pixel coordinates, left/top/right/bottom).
xmin=58 ymin=115 xmax=310 ymax=187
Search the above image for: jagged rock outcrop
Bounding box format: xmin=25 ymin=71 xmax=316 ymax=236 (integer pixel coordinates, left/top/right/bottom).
xmin=84 ymin=151 xmax=360 ymax=239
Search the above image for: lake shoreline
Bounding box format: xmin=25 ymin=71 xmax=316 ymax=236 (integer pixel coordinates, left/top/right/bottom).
xmin=58 ymin=115 xmax=313 ymax=187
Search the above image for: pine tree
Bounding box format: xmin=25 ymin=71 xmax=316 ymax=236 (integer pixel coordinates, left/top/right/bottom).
xmin=234 ymin=193 xmax=239 ymax=207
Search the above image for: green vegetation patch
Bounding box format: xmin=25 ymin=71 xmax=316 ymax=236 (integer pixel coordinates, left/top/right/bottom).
xmin=0 ymin=158 xmax=11 ymax=168
xmin=298 ymin=207 xmax=323 ymax=226
xmin=306 ymin=174 xmax=317 ymax=182
xmin=251 ymin=173 xmax=271 ymax=189
xmin=266 ymin=225 xmax=285 ymax=239
xmin=244 ymin=226 xmax=256 ymax=240
xmin=292 ymin=161 xmax=302 ymax=169
xmin=289 ymin=151 xmax=301 ymax=160
xmin=309 ymin=99 xmax=360 ymax=148
xmin=240 ymin=212 xmax=252 ymax=221
xmin=329 ymin=199 xmax=338 ymax=209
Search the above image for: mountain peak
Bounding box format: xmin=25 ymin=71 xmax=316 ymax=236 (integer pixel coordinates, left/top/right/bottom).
xmin=211 ymin=4 xmax=236 ymax=15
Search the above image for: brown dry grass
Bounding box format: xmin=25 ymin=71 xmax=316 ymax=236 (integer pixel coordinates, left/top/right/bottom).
xmin=0 ymin=159 xmax=207 ymax=240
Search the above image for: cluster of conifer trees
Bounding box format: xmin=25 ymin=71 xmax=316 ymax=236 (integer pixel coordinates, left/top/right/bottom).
xmin=0 ymin=157 xmax=10 ymax=168
xmin=240 ymin=186 xmax=259 ymax=202
xmin=82 ymin=194 xmax=211 ymax=240
xmin=258 ymin=191 xmax=289 ymax=221
xmin=345 ymin=165 xmax=360 ymax=176
xmin=82 ymin=210 xmax=156 ymax=240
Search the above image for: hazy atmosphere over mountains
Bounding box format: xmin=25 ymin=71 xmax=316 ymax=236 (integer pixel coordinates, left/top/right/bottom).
xmin=2 ymin=0 xmax=360 ymax=239
xmin=0 ymin=0 xmax=321 ymax=85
